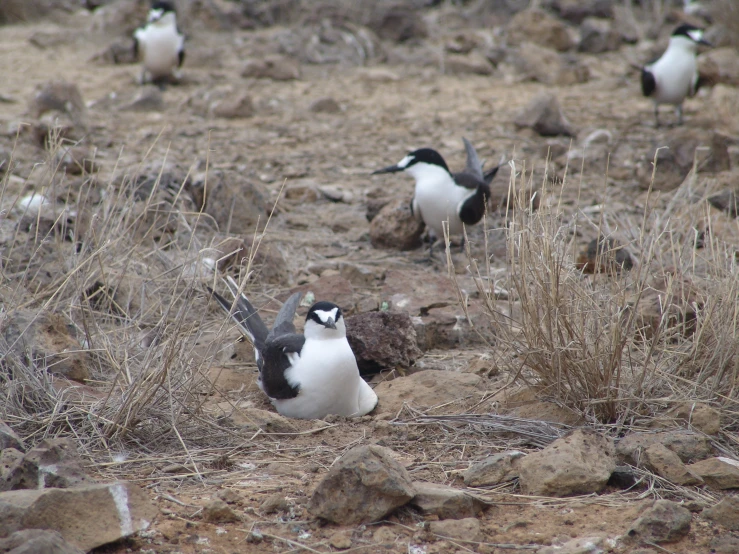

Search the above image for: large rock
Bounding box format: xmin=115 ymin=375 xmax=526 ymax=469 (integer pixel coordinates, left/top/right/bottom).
xmin=369 ymin=5 xmax=427 ymax=43
xmin=702 ymin=495 xmax=739 ymax=530
xmin=518 ymin=429 xmax=615 ymax=497
xmin=0 ymin=421 xmax=24 ymax=452
xmin=0 ymin=482 xmax=157 ymax=551
xmin=409 ymin=482 xmax=488 ymax=519
xmin=369 ymin=198 xmax=424 ymax=251
xmin=552 ymin=0 xmax=615 ymax=23
xmin=514 ymin=93 xmax=575 ymax=137
xmin=373 ymin=370 xmax=482 ymax=415
xmin=663 ymin=402 xmax=721 ymax=435
xmin=507 ymin=9 xmax=574 ymax=52
xmin=308 ymin=445 xmax=415 ymax=524
xmin=698 ymin=47 xmax=739 ymax=87
xmin=0 ymin=450 xmax=36 ymax=492
xmin=345 ymin=311 xmax=422 ymax=374
xmin=643 ymin=443 xmax=703 ymax=486
xmin=616 ymin=430 xmax=713 ymax=465
xmin=626 ymin=500 xmax=692 ymax=544
xmin=687 ymin=457 xmax=739 ymax=489
xmin=1 ymin=309 xmax=91 ymax=382
xmin=578 ymin=17 xmax=621 ymax=53
xmin=513 ymin=42 xmax=589 ymax=86
xmin=463 ymin=451 xmax=524 ymax=487
xmin=1 ymin=438 xmax=91 ymax=492
xmin=0 ymin=529 xmax=83 ymax=554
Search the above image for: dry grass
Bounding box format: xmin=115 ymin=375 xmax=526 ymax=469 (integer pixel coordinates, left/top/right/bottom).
xmin=448 ymin=154 xmax=739 ymax=433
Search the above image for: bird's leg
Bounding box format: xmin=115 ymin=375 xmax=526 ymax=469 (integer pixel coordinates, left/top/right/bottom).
xmin=459 ymin=235 xmax=466 ymax=253
xmin=676 ymin=105 xmax=684 ymax=126
xmin=654 ymin=104 xmax=660 ymax=128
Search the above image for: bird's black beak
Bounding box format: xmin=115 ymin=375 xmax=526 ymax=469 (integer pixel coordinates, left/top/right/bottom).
xmin=324 ymin=317 xmax=337 ymax=330
xmin=372 ymin=165 xmax=403 ymax=175
xmin=699 ymin=38 xmax=712 ymax=46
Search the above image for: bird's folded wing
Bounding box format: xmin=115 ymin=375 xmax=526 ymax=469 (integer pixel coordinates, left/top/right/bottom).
xmin=207 ymin=284 xmax=269 ymax=351
xmin=261 ymin=333 xmax=306 ymax=400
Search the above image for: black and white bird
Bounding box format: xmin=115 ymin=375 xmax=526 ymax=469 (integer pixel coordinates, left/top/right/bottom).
xmin=208 ymin=278 xmax=378 ymax=420
xmin=373 ymin=138 xmax=497 ymax=255
xmin=133 ymin=1 xmax=185 ymax=85
xmin=641 ymin=24 xmax=710 ymax=126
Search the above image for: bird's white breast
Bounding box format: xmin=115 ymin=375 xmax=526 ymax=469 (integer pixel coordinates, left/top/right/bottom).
xmin=409 ymin=163 xmax=474 ymax=237
xmin=135 ymin=21 xmax=182 ymax=78
xmin=274 ymin=337 xmax=369 ymax=419
xmin=647 ymin=38 xmax=698 ymax=105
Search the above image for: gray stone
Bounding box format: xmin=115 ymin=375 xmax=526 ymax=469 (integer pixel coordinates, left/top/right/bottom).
xmin=369 ymin=198 xmax=424 ymax=251
xmin=710 ymin=534 xmax=739 ymax=553
xmin=23 ymin=438 xmax=92 ymax=489
xmin=507 ymin=9 xmax=574 ymax=52
xmin=345 ymin=311 xmax=422 ymax=374
xmin=203 ymin=499 xmax=241 ymax=523
xmin=241 ymin=55 xmax=301 ymax=81
xmin=643 ymin=443 xmax=703 ymax=486
xmin=698 ymin=47 xmax=739 ymax=87
xmin=513 ymin=42 xmax=589 ymax=86
xmin=702 ymin=495 xmax=739 ymax=530
xmin=373 ymin=370 xmax=482 ymax=415
xmin=514 ymin=93 xmax=575 ymax=137
xmin=463 ymin=451 xmax=524 ymax=487
xmin=578 ymin=17 xmax=621 ymax=53
xmin=626 ymin=500 xmax=692 ymax=544
xmin=664 ymin=402 xmax=722 ymax=435
xmin=0 ymin=421 xmax=24 ymax=452
xmin=310 ymin=97 xmax=341 ymax=114
xmin=0 ymin=482 xmax=157 ymax=551
xmin=0 ymin=450 xmax=36 ymax=492
xmin=687 ymin=457 xmax=739 ymax=489
xmin=428 ymin=518 xmax=482 ymax=542
xmin=519 ymin=429 xmax=615 ymax=497
xmin=616 ymin=431 xmax=713 ymax=465
xmin=553 ymin=0 xmax=615 ymax=23
xmin=0 ymin=529 xmax=83 ymax=554
xmin=211 ymin=93 xmax=254 ymax=119
xmin=410 ymin=482 xmax=488 ymax=519
xmin=444 ymin=53 xmax=494 ymax=76
xmin=121 ymin=85 xmax=164 ymax=112
xmin=308 ymin=445 xmax=415 ymax=524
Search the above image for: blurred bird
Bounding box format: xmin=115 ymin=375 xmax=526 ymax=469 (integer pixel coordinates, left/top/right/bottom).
xmin=133 ymin=1 xmax=185 ymax=85
xmin=372 ymin=137 xmax=497 ymax=257
xmin=208 ymin=278 xmax=378 ymax=419
xmin=641 ymin=24 xmax=710 ymax=126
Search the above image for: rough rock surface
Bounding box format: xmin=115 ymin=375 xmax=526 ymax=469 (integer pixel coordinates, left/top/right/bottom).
xmin=373 ymin=370 xmax=482 ymax=415
xmin=192 ymin=170 xmax=270 ymax=234
xmin=308 ymin=445 xmax=415 ymax=524
xmin=687 ymin=457 xmax=739 ymax=489
xmin=463 ymin=451 xmax=524 ymax=487
xmin=409 ymin=482 xmax=488 ymax=519
xmin=626 ymin=500 xmax=692 ymax=544
xmin=701 ymin=495 xmax=739 ymax=530
xmin=203 ymin=499 xmax=241 ymax=523
xmin=506 ymin=9 xmax=574 ymax=52
xmin=345 ymin=311 xmax=422 ymax=374
xmin=369 ymin=198 xmax=424 ymax=251
xmin=578 ymin=17 xmax=621 ymax=53
xmin=0 ymin=529 xmax=84 ymax=554
xmin=515 ymin=93 xmax=575 ymax=137
xmin=0 ymin=482 xmax=157 ymax=551
xmin=0 ymin=421 xmax=24 ymax=452
xmin=616 ymin=431 xmax=713 ymax=465
xmin=643 ymin=443 xmax=703 ymax=486
xmin=663 ymin=402 xmax=722 ymax=435
xmin=519 ymin=429 xmax=615 ymax=497
xmin=0 ymin=438 xmax=91 ymax=492
xmin=428 ymin=517 xmax=482 ymax=542
xmin=513 ymin=42 xmax=590 ymax=86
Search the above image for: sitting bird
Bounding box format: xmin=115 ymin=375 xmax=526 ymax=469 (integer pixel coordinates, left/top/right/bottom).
xmin=208 ymin=278 xmax=378 ymax=419
xmin=133 ymin=1 xmax=185 ymax=85
xmin=372 ymin=137 xmax=497 ymax=256
xmin=641 ymin=24 xmax=710 ymax=126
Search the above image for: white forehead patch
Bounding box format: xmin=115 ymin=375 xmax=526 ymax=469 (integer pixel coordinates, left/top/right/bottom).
xmin=397 ymin=155 xmax=415 ymax=169
xmin=148 ymin=8 xmax=164 ymax=22
xmin=687 ymin=29 xmax=703 ymax=42
xmin=313 ymin=308 xmax=338 ymax=324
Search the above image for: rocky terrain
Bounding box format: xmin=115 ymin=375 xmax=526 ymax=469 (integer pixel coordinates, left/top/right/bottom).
xmin=1 ymin=0 xmax=739 ymax=553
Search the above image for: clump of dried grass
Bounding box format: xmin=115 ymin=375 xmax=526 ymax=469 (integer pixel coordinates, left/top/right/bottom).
xmin=450 ymin=157 xmax=739 ymax=428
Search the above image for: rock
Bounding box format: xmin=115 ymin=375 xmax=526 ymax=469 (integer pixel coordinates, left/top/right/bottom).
xmin=575 ymin=237 xmax=634 ymax=274
xmin=514 ymin=92 xmax=575 ymax=137
xmin=664 ymin=402 xmax=721 ymax=435
xmin=428 ymin=518 xmax=482 ymax=542
xmin=210 ymin=235 xmax=289 ymax=285
xmin=698 ymin=47 xmax=739 ymax=87
xmin=0 ymin=482 xmax=157 ymax=551
xmin=27 ymin=80 xmax=86 ymax=128
xmin=686 ymin=457 xmax=739 ymax=489
xmin=611 ymin=4 xmax=640 ymax=43
xmin=0 ymin=529 xmax=83 ymax=554
xmin=616 ymin=431 xmax=713 ymax=465
xmin=373 ymin=370 xmax=482 ymax=414
xmin=0 ymin=449 xmax=36 ymax=492
xmin=369 ymin=5 xmax=427 ymax=43
xmin=55 ymin=145 xmax=99 ymax=175
xmin=519 ymin=429 xmax=615 ymax=497
xmin=308 ymin=445 xmax=415 ymax=524
xmin=708 ymin=188 xmax=739 ymax=217
xmin=259 ymin=493 xmax=289 ymax=514
xmin=708 ymin=84 xmax=739 ymax=134
xmin=369 ymin=198 xmax=424 ymax=251
xmin=463 ymin=451 xmax=524 ymax=487
xmin=702 ymin=495 xmax=739 ymax=530
xmin=626 ymin=500 xmax=692 ymax=544
xmin=710 ymin=535 xmax=739 ymax=554
xmin=203 ymin=499 xmax=240 ymax=523
xmin=410 ymin=482 xmax=488 ymax=519
xmin=578 ymin=17 xmax=621 ymax=53
xmin=507 ymin=9 xmax=574 ymax=52
xmin=0 ymin=421 xmax=24 ymax=452
xmin=22 ymin=438 xmax=92 ymax=489
xmin=444 ymin=53 xmax=494 ymax=76
xmin=643 ymin=443 xmax=703 ymax=486
xmin=310 ymin=97 xmax=341 ymax=114
xmin=513 ymin=42 xmax=589 ymax=86
xmin=227 ymin=407 xmax=298 ymax=434
xmin=192 ymin=170 xmax=270 ymax=234
xmin=211 ymin=93 xmax=254 ymax=118
xmin=241 ymin=55 xmax=301 ymax=81
xmin=608 ymin=465 xmax=638 ymax=489
xmin=328 ymin=530 xmax=352 ymax=549
xmin=634 ymin=270 xmax=702 ymax=339
xmin=121 ymin=85 xmax=164 ymax=112
xmin=553 ymin=0 xmax=615 ymax=23
xmin=536 ymin=535 xmax=610 ymax=554
xmin=1 ymin=309 xmax=91 ymax=382
xmin=345 ymin=311 xmax=422 ymax=374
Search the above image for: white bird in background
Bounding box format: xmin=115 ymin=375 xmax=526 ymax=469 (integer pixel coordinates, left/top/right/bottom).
xmin=641 ymin=24 xmax=711 ymax=126
xmin=208 ymin=278 xmax=378 ymax=420
xmin=133 ymin=1 xmax=185 ymax=85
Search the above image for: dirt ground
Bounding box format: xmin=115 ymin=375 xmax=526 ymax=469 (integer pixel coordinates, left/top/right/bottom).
xmin=1 ymin=3 xmax=737 ymax=553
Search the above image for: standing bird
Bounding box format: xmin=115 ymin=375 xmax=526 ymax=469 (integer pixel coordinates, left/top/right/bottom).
xmin=133 ymin=1 xmax=185 ymax=85
xmin=372 ymin=137 xmax=497 ymax=256
xmin=641 ymin=24 xmax=710 ymax=126
xmin=208 ymin=278 xmax=378 ymax=420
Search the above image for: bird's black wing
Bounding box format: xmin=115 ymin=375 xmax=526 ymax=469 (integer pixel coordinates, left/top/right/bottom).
xmin=207 ymin=284 xmax=269 ymax=353
xmin=458 ymin=180 xmax=491 ymax=226
xmin=641 ymin=68 xmax=656 ymax=97
xmin=178 ymin=47 xmax=185 ymax=68
xmin=260 ymin=334 xmax=305 ymax=400
xmin=483 ymin=165 xmax=499 ymax=185
xmin=452 ymin=171 xmax=484 ymax=191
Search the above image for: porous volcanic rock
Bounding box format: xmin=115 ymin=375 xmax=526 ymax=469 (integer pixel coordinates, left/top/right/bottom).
xmin=687 ymin=457 xmax=739 ymax=489
xmin=701 ymin=495 xmax=739 ymax=530
xmin=642 ymin=443 xmax=703 ymax=486
xmin=345 ymin=311 xmax=422 ymax=374
xmin=409 ymin=482 xmax=489 ymax=519
xmin=506 ymin=9 xmax=574 ymax=52
xmin=369 ymin=198 xmax=424 ymax=251
xmin=626 ymin=500 xmax=692 ymax=544
xmin=515 ymin=93 xmax=575 ymax=137
xmin=463 ymin=451 xmax=524 ymax=487
xmin=0 ymin=529 xmax=83 ymax=554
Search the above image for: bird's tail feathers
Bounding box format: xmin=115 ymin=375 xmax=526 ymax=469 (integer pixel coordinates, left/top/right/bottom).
xmin=208 ymin=277 xmax=269 ymax=350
